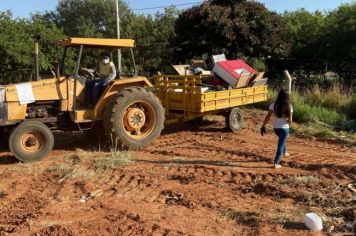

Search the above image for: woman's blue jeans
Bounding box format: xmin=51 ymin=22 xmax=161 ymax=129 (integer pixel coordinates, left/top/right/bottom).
xmin=273 ymin=128 xmax=289 ymax=164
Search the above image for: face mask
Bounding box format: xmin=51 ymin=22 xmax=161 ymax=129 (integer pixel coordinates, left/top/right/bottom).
xmin=102 ymin=58 xmax=110 ymax=64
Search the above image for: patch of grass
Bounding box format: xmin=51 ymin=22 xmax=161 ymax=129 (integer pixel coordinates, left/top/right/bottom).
xmin=46 ymin=152 xmax=96 ymax=179
xmin=94 ymin=152 xmax=133 ymax=170
xmin=345 ymin=94 xmax=356 ymax=119
xmin=292 ymin=93 xmax=346 ymax=126
xmin=277 ymin=174 xmax=320 ymax=187
xmin=47 ymin=149 xmax=135 ymax=177
xmin=45 ymin=162 xmax=95 ymax=179
xmin=304 ymin=84 xmax=350 ymax=111
xmin=70 ymin=166 xmax=96 ymax=179
xmin=342 ymin=119 xmax=356 ymax=131
xmin=217 ymin=208 xmax=263 ymax=227
xmin=6 ymin=162 xmax=42 ymax=174
xmin=273 ymin=205 xmax=305 ymax=226
xmin=46 ymin=163 xmax=74 ymax=175
xmin=293 ymin=123 xmax=356 ymax=146
xmin=297 ymin=191 xmax=341 ymax=208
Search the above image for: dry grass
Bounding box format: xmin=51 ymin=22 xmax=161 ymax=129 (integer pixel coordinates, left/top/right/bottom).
xmin=217 ymin=208 xmax=263 ymax=227
xmin=46 ymin=149 xmax=133 ymax=177
xmin=6 ymin=162 xmax=43 ymax=174
xmin=46 ymin=162 xmax=96 ymax=179
xmin=94 ymin=152 xmax=133 ymax=171
xmin=305 ymin=84 xmax=350 ymax=110
xmin=272 ymin=204 xmax=305 ymax=226
xmin=46 ymin=163 xmax=74 ymax=175
xmin=293 ymin=123 xmax=356 ymax=146
xmin=276 ymin=174 xmax=320 ymax=187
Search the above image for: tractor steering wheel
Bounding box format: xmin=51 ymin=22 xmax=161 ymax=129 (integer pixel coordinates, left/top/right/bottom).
xmin=80 ymin=68 xmax=95 ymax=80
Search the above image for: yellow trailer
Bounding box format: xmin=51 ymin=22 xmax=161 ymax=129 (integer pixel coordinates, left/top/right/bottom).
xmin=156 ymin=74 xmax=268 ymax=131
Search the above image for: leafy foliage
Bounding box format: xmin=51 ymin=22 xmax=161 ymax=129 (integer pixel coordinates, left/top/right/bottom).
xmin=0 ymin=0 xmax=354 ymax=84
xmin=44 ymin=0 xmax=177 ymax=75
xmin=133 ymin=7 xmax=178 ymax=75
xmin=322 ymin=3 xmax=356 ymax=70
xmin=45 ymin=0 xmax=134 ymax=38
xmin=282 ymin=3 xmax=356 ymax=83
xmin=172 ymin=0 xmax=290 ymax=63
xmin=0 ymin=11 xmax=66 ymax=83
xmin=282 ymin=9 xmax=326 ymax=69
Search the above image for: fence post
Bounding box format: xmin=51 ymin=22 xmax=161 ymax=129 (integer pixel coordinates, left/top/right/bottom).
xmin=283 ymin=70 xmax=292 ymax=94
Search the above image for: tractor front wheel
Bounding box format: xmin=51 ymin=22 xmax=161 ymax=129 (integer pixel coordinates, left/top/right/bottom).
xmin=9 ymin=121 xmax=54 ymax=162
xmin=103 ymin=87 xmax=165 ymax=150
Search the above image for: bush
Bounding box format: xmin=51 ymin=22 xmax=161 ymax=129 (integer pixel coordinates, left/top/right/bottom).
xmin=304 ymin=84 xmax=349 ymax=111
xmin=292 ymin=101 xmax=316 ymax=123
xmin=293 ymin=97 xmax=346 ymax=126
xmin=345 ymin=94 xmax=356 ymax=119
xmin=253 ymin=88 xmax=349 ymax=127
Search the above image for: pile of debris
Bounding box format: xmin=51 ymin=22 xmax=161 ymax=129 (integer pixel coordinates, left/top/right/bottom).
xmin=172 ymin=54 xmax=267 ymax=92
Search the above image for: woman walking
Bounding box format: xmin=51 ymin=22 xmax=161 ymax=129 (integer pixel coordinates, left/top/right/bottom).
xmin=261 ymin=90 xmax=293 ymax=168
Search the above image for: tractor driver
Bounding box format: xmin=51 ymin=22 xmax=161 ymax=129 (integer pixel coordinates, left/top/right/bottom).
xmin=84 ymin=52 xmax=117 ymax=106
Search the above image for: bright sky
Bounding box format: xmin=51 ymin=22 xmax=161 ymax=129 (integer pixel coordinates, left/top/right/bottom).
xmin=0 ymin=0 xmax=354 ymax=18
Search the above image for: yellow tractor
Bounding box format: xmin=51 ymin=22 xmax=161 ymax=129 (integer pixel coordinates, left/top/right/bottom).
xmin=0 ymin=38 xmax=165 ymax=162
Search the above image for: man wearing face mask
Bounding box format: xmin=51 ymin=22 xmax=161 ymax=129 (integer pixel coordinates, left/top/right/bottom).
xmin=84 ymin=52 xmax=117 ymax=106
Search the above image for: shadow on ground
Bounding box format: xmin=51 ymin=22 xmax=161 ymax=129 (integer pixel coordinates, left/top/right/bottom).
xmin=0 ymin=155 xmax=19 ymax=165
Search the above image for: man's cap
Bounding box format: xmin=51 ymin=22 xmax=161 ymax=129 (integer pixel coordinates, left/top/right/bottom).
xmin=100 ymin=52 xmax=110 ymax=58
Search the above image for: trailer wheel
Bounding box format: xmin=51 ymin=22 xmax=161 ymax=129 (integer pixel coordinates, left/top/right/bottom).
xmin=103 ymin=87 xmax=165 ymax=150
xmin=226 ymin=107 xmax=244 ymax=132
xmin=9 ymin=121 xmax=54 ymax=162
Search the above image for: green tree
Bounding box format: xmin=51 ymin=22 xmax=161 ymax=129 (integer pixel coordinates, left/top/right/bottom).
xmin=282 ymin=9 xmax=326 ymax=69
xmin=45 ymin=0 xmax=134 ymax=38
xmin=323 ymin=3 xmax=356 ymax=70
xmin=173 ymin=0 xmax=289 ymax=63
xmin=282 ymin=3 xmax=355 ymax=84
xmin=0 ymin=11 xmax=66 ymax=83
xmin=132 ymin=7 xmax=178 ymax=74
xmin=45 ymin=0 xmax=177 ymax=75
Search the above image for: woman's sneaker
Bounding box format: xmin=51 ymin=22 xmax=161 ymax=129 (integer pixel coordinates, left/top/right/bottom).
xmin=274 ymin=164 xmax=282 ymax=169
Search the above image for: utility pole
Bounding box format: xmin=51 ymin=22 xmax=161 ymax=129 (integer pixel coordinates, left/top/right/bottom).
xmin=116 ymin=0 xmax=122 ymax=74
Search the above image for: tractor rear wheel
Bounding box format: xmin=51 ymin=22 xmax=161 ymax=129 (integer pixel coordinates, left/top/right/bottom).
xmin=9 ymin=121 xmax=54 ymax=162
xmin=103 ymin=87 xmax=165 ymax=150
xmin=226 ymin=107 xmax=244 ymax=132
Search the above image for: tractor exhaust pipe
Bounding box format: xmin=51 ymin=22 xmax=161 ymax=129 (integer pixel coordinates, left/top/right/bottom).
xmin=34 ymin=34 xmax=41 ymax=81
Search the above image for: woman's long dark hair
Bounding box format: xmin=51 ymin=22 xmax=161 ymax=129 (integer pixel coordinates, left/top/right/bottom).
xmin=274 ymin=90 xmax=291 ymax=118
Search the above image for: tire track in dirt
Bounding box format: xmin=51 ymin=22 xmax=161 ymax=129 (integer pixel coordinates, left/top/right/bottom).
xmin=151 ymin=122 xmax=355 ymax=175
xmin=0 ymin=174 xmax=61 ymax=235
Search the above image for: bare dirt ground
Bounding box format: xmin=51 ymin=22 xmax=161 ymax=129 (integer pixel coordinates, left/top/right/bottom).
xmin=0 ymin=108 xmax=355 ymax=236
